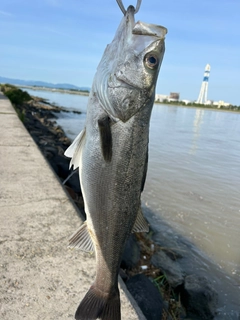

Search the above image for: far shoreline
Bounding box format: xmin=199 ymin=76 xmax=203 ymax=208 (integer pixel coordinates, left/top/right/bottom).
xmin=18 ymin=84 xmax=240 ymax=114
xmin=17 ymin=84 xmax=90 ymax=96
xmin=155 ymin=100 xmax=240 ymax=114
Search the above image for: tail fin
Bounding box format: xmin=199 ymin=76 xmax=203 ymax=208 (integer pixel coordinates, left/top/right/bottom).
xmin=75 ymin=285 xmax=120 ymax=320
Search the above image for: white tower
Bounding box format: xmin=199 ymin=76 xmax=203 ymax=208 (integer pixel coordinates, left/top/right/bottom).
xmin=196 ymin=64 xmax=211 ymax=104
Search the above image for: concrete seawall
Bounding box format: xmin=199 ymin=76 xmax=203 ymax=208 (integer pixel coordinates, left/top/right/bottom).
xmin=0 ymin=92 xmax=146 ymax=320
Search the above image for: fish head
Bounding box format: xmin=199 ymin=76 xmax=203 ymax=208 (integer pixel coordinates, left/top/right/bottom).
xmin=94 ymin=5 xmax=167 ymax=122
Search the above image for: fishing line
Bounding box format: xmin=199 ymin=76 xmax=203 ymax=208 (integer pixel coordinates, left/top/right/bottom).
xmin=62 ymin=168 xmax=78 ymax=185
xmin=116 ymin=0 xmax=142 ymax=14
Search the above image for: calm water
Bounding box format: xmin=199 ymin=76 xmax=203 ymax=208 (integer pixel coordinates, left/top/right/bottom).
xmin=26 ymin=88 xmax=240 ymax=314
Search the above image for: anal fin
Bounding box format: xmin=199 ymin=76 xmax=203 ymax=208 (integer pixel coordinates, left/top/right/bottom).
xmin=68 ymin=222 xmax=94 ymax=253
xmin=132 ymin=207 xmax=149 ymax=233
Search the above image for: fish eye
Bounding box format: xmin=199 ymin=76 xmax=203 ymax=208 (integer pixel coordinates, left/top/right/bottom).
xmin=144 ymin=53 xmax=159 ymax=69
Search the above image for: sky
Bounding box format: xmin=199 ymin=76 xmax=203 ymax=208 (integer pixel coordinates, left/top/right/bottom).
xmin=0 ymin=0 xmax=240 ymax=105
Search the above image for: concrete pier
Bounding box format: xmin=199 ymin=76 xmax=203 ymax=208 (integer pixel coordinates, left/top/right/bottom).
xmin=0 ymin=92 xmax=145 ymax=320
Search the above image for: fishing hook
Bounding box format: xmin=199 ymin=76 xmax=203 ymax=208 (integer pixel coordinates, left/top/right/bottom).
xmin=116 ymin=0 xmax=142 ymax=14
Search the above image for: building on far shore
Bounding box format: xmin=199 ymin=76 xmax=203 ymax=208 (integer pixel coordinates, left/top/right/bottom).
xmin=169 ymin=92 xmax=180 ymax=102
xmin=204 ymin=100 xmax=213 ymax=105
xmin=155 ymin=92 xmax=180 ymax=103
xmin=155 ymin=92 xmax=232 ymax=108
xmin=194 ymin=99 xmax=231 ymax=107
xmin=155 ymin=94 xmax=168 ymax=102
xmin=196 ymin=64 xmax=211 ymax=104
xmin=213 ymin=100 xmax=231 ymax=108
xmin=182 ymin=99 xmax=191 ymax=105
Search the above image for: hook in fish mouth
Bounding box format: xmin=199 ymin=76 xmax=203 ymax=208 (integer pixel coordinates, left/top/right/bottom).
xmin=116 ymin=0 xmax=142 ymax=14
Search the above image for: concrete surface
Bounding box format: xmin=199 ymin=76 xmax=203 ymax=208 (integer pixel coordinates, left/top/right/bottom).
xmin=0 ymin=92 xmax=146 ymax=320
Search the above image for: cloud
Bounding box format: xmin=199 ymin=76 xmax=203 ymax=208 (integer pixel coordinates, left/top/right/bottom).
xmin=0 ymin=9 xmax=12 ymax=16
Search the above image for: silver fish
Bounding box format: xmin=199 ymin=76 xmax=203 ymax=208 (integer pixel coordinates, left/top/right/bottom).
xmin=65 ymin=1 xmax=167 ymax=319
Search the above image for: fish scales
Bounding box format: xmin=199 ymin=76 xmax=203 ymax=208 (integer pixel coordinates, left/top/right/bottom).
xmin=82 ymin=94 xmax=149 ymax=284
xmin=65 ymin=2 xmax=167 ymax=320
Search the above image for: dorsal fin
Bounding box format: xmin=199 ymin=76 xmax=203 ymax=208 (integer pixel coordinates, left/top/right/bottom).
xmin=64 ymin=128 xmax=86 ymax=170
xmin=98 ymin=115 xmax=112 ymax=162
xmin=68 ymin=222 xmax=94 ymax=253
xmin=132 ymin=207 xmax=149 ymax=233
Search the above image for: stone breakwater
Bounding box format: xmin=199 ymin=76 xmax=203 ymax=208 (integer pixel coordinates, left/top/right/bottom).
xmin=11 ymin=93 xmax=239 ymax=320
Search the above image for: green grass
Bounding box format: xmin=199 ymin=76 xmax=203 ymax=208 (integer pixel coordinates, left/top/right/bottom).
xmin=0 ymin=84 xmax=31 ymax=122
xmin=2 ymin=84 xmax=31 ymax=105
xmin=153 ymin=274 xmax=183 ymax=319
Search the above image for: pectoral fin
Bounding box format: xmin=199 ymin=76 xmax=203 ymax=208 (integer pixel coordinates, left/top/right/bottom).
xmin=64 ymin=128 xmax=86 ymax=170
xmin=68 ymin=222 xmax=94 ymax=253
xmin=132 ymin=207 xmax=149 ymax=233
xmin=98 ymin=115 xmax=112 ymax=162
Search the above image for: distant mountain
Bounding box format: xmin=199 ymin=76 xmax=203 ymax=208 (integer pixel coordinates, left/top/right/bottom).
xmin=0 ymin=76 xmax=90 ymax=92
